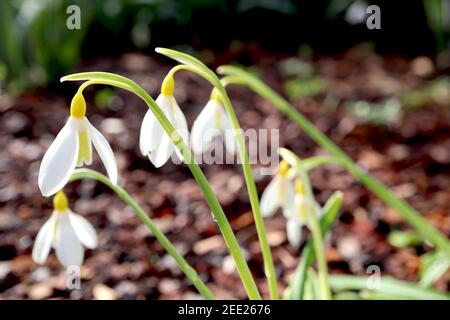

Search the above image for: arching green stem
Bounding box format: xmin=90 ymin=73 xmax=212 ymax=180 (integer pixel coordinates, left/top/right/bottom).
xmin=61 ymin=72 xmax=261 ymax=300
xmin=217 ymin=65 xmax=450 ymax=260
xmin=155 ymin=48 xmax=278 ymax=299
xmin=69 ymin=169 xmax=214 ymax=299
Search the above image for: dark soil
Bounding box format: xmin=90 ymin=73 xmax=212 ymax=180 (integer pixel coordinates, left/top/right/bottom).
xmin=0 ymin=47 xmax=449 ymax=299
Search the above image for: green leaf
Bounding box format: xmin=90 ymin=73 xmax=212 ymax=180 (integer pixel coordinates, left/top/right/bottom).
xmin=302 ymin=155 xmax=339 ymax=172
xmin=329 ymin=275 xmax=450 ymax=300
xmin=284 ymin=76 xmax=326 ymax=99
xmin=304 ymin=268 xmax=321 ymax=300
xmin=155 ymin=47 xmax=219 ymax=87
xmin=419 ymin=251 xmax=450 ymax=288
xmin=388 ymin=230 xmax=423 ymax=248
xmin=333 ymin=291 xmax=362 ymax=300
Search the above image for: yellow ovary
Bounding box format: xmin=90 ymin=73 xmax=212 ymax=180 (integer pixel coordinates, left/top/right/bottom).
xmin=161 ymin=74 xmax=175 ymax=96
xmin=52 ymin=191 xmax=69 ymax=246
xmin=70 ymin=93 xmax=86 ymax=118
xmin=278 ymin=161 xmax=290 ymax=177
xmin=210 ymin=88 xmax=222 ymax=103
xmin=53 ymin=190 xmax=69 ymax=212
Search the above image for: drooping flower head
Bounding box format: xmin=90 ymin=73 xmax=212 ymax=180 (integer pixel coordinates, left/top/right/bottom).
xmin=284 ymin=179 xmax=309 ymax=247
xmin=260 ymin=160 xmax=295 ymax=218
xmin=139 ymin=73 xmax=189 ymax=167
xmin=32 ymin=191 xmax=98 ymax=267
xmin=38 ymin=92 xmax=118 ymax=196
xmin=190 ymin=88 xmax=236 ymax=156
xmin=284 ymin=179 xmax=323 ymax=248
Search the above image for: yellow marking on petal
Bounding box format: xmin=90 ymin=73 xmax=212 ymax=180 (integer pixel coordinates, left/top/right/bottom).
xmin=295 ymin=179 xmax=304 ymax=195
xmin=294 ymin=190 xmax=311 ymax=223
xmin=214 ymin=103 xmax=222 ymax=129
xmin=70 ymin=92 xmax=86 ymax=118
xmin=277 ymin=179 xmax=286 ymax=204
xmin=53 ymin=191 xmax=69 ymax=212
xmin=161 ymin=74 xmax=174 ymax=96
xmin=77 ymin=130 xmax=91 ymax=165
xmin=210 ymin=88 xmax=222 ymax=103
xmin=298 ymin=196 xmax=309 ymax=222
xmin=52 ymin=215 xmax=60 ymax=247
xmin=278 ymin=161 xmax=289 ymax=177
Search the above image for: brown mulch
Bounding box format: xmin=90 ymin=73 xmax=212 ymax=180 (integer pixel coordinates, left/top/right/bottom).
xmin=0 ymin=47 xmax=449 ymax=299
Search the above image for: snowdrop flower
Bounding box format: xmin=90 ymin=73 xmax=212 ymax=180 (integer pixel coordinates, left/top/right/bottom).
xmin=32 ymin=191 xmax=98 ymax=267
xmin=190 ymin=88 xmax=236 ymax=155
xmin=139 ymin=74 xmax=188 ymax=167
xmin=284 ymin=179 xmax=322 ymax=248
xmin=38 ymin=92 xmax=118 ymax=197
xmin=260 ymin=161 xmax=295 ymax=218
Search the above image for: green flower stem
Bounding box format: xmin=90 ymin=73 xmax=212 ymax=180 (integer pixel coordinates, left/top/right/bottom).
xmin=155 ymin=48 xmax=278 ymax=299
xmin=217 ymin=66 xmax=450 ymax=260
xmin=329 ymin=275 xmax=450 ymax=300
xmin=166 ymin=64 xmax=202 ymax=79
xmin=69 ymin=168 xmax=215 ymax=299
xmin=219 ymin=84 xmax=279 ymax=300
xmin=290 ymin=154 xmax=331 ymax=300
xmin=301 ymin=155 xmax=337 ymax=172
xmin=62 ymin=72 xmax=261 ymax=300
xmin=305 ymin=268 xmax=321 ymax=299
xmin=287 ymin=191 xmax=343 ymax=300
xmin=308 ymin=214 xmax=331 ymax=299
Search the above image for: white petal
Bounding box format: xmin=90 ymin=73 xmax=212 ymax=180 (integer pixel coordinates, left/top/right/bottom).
xmin=304 ymin=201 xmax=324 ymax=229
xmin=38 ymin=118 xmax=79 ymax=197
xmin=293 ymin=194 xmax=310 ymax=224
xmin=279 ymin=177 xmax=295 ymax=211
xmin=278 ymin=177 xmax=299 ymax=219
xmin=86 ymin=118 xmax=118 ymax=185
xmin=139 ymin=110 xmax=155 ymax=156
xmin=147 ymin=95 xmax=177 ymax=167
xmin=140 ymin=109 xmax=161 ymax=157
xmin=287 ymin=219 xmax=302 ymax=248
xmin=282 ymin=204 xmax=294 ymax=220
xmin=260 ymin=176 xmax=281 ymax=217
xmin=32 ymin=212 xmax=57 ymax=264
xmin=149 ymin=131 xmax=174 ymax=167
xmin=191 ymin=100 xmax=219 ymax=154
xmin=222 ymin=112 xmax=237 ymax=155
xmin=55 ymin=212 xmax=84 ymax=267
xmin=68 ymin=211 xmax=98 ymax=249
xmin=170 ymin=96 xmax=189 ymax=161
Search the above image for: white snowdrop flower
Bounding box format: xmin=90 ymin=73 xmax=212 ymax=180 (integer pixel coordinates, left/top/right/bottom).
xmin=260 ymin=161 xmax=295 ymax=218
xmin=139 ymin=74 xmax=188 ymax=167
xmin=32 ymin=191 xmax=98 ymax=267
xmin=191 ymin=88 xmax=236 ymax=155
xmin=284 ymin=179 xmax=323 ymax=248
xmin=38 ymin=92 xmax=118 ymax=197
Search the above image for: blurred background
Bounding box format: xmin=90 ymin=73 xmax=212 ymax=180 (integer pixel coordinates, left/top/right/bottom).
xmin=0 ymin=0 xmax=449 ymax=299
